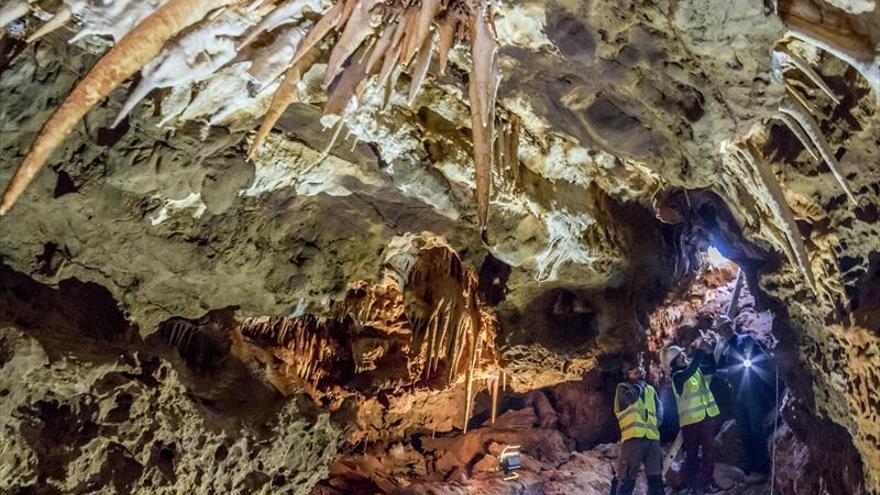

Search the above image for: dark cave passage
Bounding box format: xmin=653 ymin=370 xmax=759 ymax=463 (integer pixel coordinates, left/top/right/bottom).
xmin=0 ymin=191 xmax=871 ymax=495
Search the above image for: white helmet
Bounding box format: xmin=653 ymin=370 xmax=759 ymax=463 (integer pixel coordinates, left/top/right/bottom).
xmin=663 ymin=345 xmax=685 ymax=369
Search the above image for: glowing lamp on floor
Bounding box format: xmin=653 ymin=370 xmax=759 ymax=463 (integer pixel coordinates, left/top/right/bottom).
xmin=498 ymin=445 xmax=522 ymax=481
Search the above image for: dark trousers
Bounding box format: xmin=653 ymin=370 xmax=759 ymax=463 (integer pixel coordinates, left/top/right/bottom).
xmin=681 ymin=417 xmax=716 ymax=487
xmin=734 ymin=401 xmax=770 ymax=474
xmin=614 ymin=438 xmax=664 ymax=495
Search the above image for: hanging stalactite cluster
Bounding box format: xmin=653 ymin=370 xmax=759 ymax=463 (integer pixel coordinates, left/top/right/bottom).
xmin=0 ymin=0 xmax=506 ymax=234
xmin=716 ymin=1 xmax=878 ymax=297
xmin=230 ymin=242 xmax=501 ymax=427
xmin=338 ymin=278 xmax=411 ymax=336
xmin=236 ymin=314 xmax=354 ymax=397
xmin=770 ymin=38 xmax=857 ymax=206
xmin=405 ymin=246 xmax=501 ymax=431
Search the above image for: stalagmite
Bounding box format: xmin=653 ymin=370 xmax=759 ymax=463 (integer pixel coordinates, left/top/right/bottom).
xmin=0 ymin=0 xmax=238 ymax=216
xmin=778 ymin=98 xmax=857 ymax=205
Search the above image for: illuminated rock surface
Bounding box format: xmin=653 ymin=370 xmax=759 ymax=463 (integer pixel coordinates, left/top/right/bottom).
xmin=0 ymin=0 xmax=877 ymax=493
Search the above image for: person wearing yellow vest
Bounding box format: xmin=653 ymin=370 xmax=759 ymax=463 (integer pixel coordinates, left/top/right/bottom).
xmin=611 ymin=361 xmax=664 ymax=495
xmin=665 ymin=339 xmax=721 ymax=495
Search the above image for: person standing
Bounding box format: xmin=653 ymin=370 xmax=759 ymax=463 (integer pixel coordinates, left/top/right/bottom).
xmin=665 ymin=339 xmax=721 ymax=495
xmin=713 ymin=315 xmax=773 ymax=484
xmin=611 ymin=361 xmax=664 ymax=495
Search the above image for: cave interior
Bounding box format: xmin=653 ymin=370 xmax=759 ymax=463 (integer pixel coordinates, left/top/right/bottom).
xmin=0 ymin=0 xmax=879 ymax=494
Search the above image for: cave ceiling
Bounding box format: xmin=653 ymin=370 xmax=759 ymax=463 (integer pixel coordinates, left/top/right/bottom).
xmin=0 ymin=0 xmax=879 ymax=492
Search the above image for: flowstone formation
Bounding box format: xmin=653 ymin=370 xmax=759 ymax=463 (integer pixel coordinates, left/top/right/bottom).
xmin=0 ymin=0 xmax=878 ymax=493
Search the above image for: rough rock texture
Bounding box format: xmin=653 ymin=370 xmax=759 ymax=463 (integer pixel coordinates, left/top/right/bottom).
xmin=0 ymin=0 xmax=879 ymax=493
xmin=0 ymin=266 xmax=339 ymax=494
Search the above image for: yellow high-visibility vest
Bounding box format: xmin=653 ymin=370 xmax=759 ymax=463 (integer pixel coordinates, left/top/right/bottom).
xmin=615 ymin=383 xmax=660 ymax=441
xmin=672 ymin=368 xmax=720 ymax=427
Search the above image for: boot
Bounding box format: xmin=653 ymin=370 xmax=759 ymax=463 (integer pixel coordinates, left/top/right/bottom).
xmin=647 ymin=475 xmax=665 ymax=495
xmin=617 ymin=478 xmax=637 ymax=495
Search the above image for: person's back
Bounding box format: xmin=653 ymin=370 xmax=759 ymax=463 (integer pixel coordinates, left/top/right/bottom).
xmin=612 ymin=363 xmax=664 ymax=495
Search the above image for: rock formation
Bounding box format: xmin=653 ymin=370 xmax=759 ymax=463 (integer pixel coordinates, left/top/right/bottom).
xmin=0 ymin=0 xmax=877 ymax=493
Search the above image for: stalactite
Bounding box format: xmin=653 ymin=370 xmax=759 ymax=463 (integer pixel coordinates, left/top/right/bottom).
xmin=230 ymin=241 xmax=500 ymax=410
xmin=407 ymin=32 xmax=434 ymax=106
xmin=783 ymin=82 xmax=816 ymax=118
xmin=112 ymin=9 xmax=250 ymax=127
xmin=0 ymin=0 xmax=238 ymax=215
xmin=468 ymin=1 xmax=500 ymax=234
xmin=0 ymin=0 xmax=29 ymax=28
xmin=782 ymin=13 xmax=880 ymax=103
xmin=238 ymin=315 xmax=341 ymax=387
xmin=774 ymin=111 xmax=820 ymax=162
xmin=778 ymin=97 xmax=857 ymax=205
xmin=236 ymin=0 xmax=313 ymax=50
xmin=489 ymin=372 xmax=499 ymax=425
xmin=772 ymin=40 xmax=840 ymax=104
xmin=729 ymin=138 xmax=817 ymax=293
xmin=246 ymin=25 xmax=307 ymax=94
xmin=405 ymin=246 xmax=500 ymax=390
xmin=0 ymin=0 xmax=504 ymax=226
xmin=68 ymin=0 xmax=171 ymax=44
xmin=248 ymin=46 xmax=321 ymax=159
xmin=25 ymin=5 xmax=72 ymax=43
